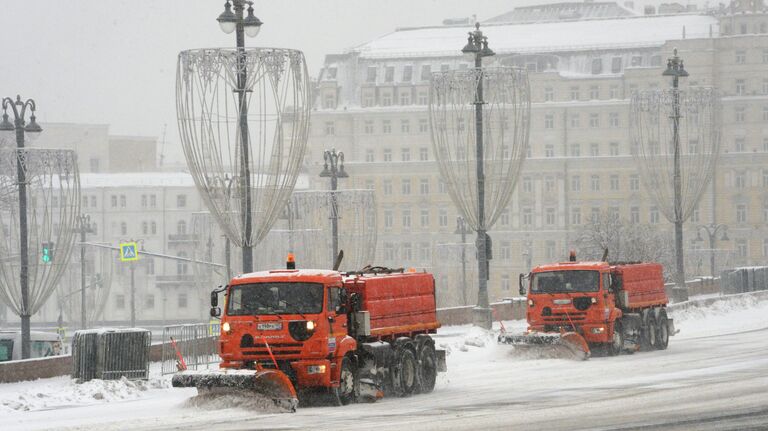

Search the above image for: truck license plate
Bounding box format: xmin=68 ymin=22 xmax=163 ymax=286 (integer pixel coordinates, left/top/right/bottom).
xmin=257 ymin=322 xmax=283 ymax=331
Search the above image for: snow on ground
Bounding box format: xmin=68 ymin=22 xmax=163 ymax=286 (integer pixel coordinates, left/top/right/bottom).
xmin=1 ymin=292 xmax=766 ymax=431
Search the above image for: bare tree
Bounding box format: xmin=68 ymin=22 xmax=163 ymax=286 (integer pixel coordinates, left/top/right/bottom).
xmin=575 ymin=211 xmax=675 ymax=280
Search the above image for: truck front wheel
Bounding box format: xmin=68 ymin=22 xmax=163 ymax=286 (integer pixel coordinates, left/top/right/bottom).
xmin=334 ymin=357 xmax=357 ymax=406
xmin=609 ymin=322 xmax=624 ymax=356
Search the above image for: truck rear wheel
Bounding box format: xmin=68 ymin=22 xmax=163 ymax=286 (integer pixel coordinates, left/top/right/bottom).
xmin=416 ymin=343 xmax=437 ymax=394
xmin=390 ymin=347 xmax=417 ymax=397
xmin=641 ymin=314 xmax=657 ymax=351
xmin=655 ymin=310 xmax=669 ymax=350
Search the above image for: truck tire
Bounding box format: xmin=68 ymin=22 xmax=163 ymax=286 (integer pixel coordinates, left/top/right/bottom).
xmin=415 ymin=343 xmax=437 ymax=394
xmin=334 ymin=356 xmax=357 ymax=406
xmin=390 ymin=347 xmax=417 ymax=397
xmin=641 ymin=313 xmax=657 ymax=351
xmin=655 ymin=310 xmax=669 ymax=350
xmin=608 ymin=321 xmax=624 ymax=356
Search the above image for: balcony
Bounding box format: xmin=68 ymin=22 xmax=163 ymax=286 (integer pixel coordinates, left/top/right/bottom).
xmin=155 ymin=274 xmax=198 ymax=288
xmin=168 ymin=233 xmax=199 ymax=245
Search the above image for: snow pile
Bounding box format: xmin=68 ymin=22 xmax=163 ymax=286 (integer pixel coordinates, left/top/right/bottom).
xmin=671 ymin=293 xmax=768 ymax=339
xmin=0 ymin=376 xmax=170 ymax=412
xmin=184 ymin=390 xmax=288 ymax=413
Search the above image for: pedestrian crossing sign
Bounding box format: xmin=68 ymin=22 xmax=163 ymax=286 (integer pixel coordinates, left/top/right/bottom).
xmin=119 ymin=242 xmax=139 ymax=262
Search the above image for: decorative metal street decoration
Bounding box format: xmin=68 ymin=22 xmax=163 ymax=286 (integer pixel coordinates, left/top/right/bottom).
xmin=630 ymin=49 xmax=721 ymax=300
xmin=57 ymin=244 xmax=114 ymax=327
xmin=177 ymin=25 xmax=311 ymax=274
xmin=0 ymin=148 xmax=80 ymax=355
xmin=429 ymin=23 xmax=530 ymax=328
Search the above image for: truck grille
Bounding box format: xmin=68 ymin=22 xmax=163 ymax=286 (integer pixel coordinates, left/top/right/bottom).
xmin=241 ymin=342 xmax=303 ymax=358
xmin=542 ymin=311 xmax=587 ymax=326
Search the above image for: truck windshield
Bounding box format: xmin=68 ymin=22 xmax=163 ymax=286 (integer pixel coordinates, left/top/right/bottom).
xmin=531 ymin=270 xmax=600 ymax=293
xmin=227 ymin=282 xmax=324 ymax=316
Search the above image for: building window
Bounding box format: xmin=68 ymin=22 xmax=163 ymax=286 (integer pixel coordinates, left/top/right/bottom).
xmin=116 ymin=295 xmax=125 ymax=310
xmin=609 ymin=142 xmax=619 ymax=156
xmin=610 ymin=175 xmax=619 ymax=191
xmin=735 ymin=50 xmax=746 ymax=64
xmin=365 ymin=179 xmax=374 ymax=190
xmin=381 ymin=93 xmax=392 ymax=106
xmin=589 ymin=86 xmax=599 ymax=100
xmin=631 ymin=56 xmax=642 ymax=67
xmin=402 ymin=242 xmax=413 ymax=261
xmin=570 ymin=114 xmax=580 ymax=128
xmin=420 ymin=209 xmax=429 ymax=228
xmin=178 ymin=293 xmax=188 ymax=309
xmin=151 ymin=221 xmax=157 ymax=235
xmin=399 ymin=92 xmax=411 ymax=105
xmin=91 ymin=196 xmax=97 ymax=208
xmin=736 ymin=79 xmax=745 ymax=96
xmin=570 ymin=86 xmax=579 ymax=100
xmin=417 ymin=91 xmax=428 ymax=105
xmin=735 ymin=138 xmax=746 ymax=153
xmin=500 ymin=241 xmax=511 ymax=260
xmin=384 ymin=210 xmax=393 ymax=229
xmin=419 ymin=147 xmax=429 ymax=161
xmin=439 ymin=179 xmax=447 ymax=193
xmin=544 ymin=176 xmax=555 ymax=192
xmin=544 ymin=87 xmax=554 ymax=101
xmin=591 ymin=58 xmax=602 ymax=75
xmin=384 ymin=66 xmax=394 ymax=82
xmin=120 ymin=195 xmax=126 ymax=207
xmin=420 ymin=178 xmax=429 ymax=195
xmin=589 ymin=113 xmax=599 ymax=128
xmin=324 ymin=121 xmax=335 ymax=135
xmin=590 ymin=143 xmax=599 ymax=157
xmin=609 ymin=112 xmax=619 ymax=128
xmin=325 ymin=67 xmax=337 ymax=80
xmin=401 ymin=179 xmax=411 ymax=195
xmin=735 ymin=106 xmax=746 ymax=123
xmin=630 ymin=175 xmax=640 ymax=191
xmin=609 ymin=86 xmax=619 ymax=99
xmin=110 ymin=195 xmax=117 ymax=208
xmin=611 ymin=57 xmax=622 ymax=73
xmin=323 ymin=93 xmax=336 ymax=109
xmin=545 ymin=208 xmax=556 ymax=225
xmin=402 ymin=65 xmax=413 ymax=82
xmin=630 ymin=206 xmax=640 ymax=224
xmin=383 ymin=179 xmax=392 ymax=195
xmin=591 ymin=207 xmax=600 ymax=222
xmin=365 ymin=149 xmax=374 ymax=162
xmin=177 ymin=194 xmax=187 ymax=208
xmin=736 ymin=239 xmax=748 ymax=258
xmin=545 ymin=241 xmax=556 ymax=259
xmin=419 ymin=119 xmax=429 ymax=133
xmin=366 ymin=66 xmax=377 ymax=83
xmin=500 ymin=208 xmax=510 ymax=226
xmin=384 ymin=243 xmax=395 ymax=261
xmin=439 ymin=209 xmax=448 ymax=227
xmin=650 ymin=207 xmax=659 ymax=224
xmin=420 ymin=64 xmax=431 ymax=81
xmin=691 ymin=204 xmax=700 ymax=223
xmin=736 ymin=204 xmax=747 ymax=223
xmin=142 ymin=221 xmax=148 ymax=235
xmin=401 ymin=148 xmax=410 ymax=162
xmin=141 ymin=195 xmax=147 ymax=208
xmin=419 ymin=242 xmax=431 ymax=262
xmin=544 ymin=114 xmax=554 ymax=129
xmin=571 ymin=208 xmax=581 ymax=225
xmin=363 ymin=93 xmax=374 ymax=107
xmin=522 ymin=176 xmax=532 ymax=193
xmin=501 ymin=274 xmax=511 ymax=291
xmin=570 ymin=143 xmax=581 ymax=157
xmin=150 ymin=195 xmax=156 ymax=208
xmin=382 ymin=120 xmax=391 ymax=134
xmin=590 ymin=175 xmax=600 ymax=191
xmin=571 ymin=175 xmax=581 ymax=192
xmin=177 ymin=252 xmax=188 ymax=275
xmin=545 ymin=145 xmax=554 ymax=157
xmin=522 ymin=208 xmax=533 ymax=226
xmin=120 ymin=222 xmax=127 ymax=236
xmin=177 ymin=220 xmax=187 ymax=235
xmin=402 ymin=210 xmax=411 ymax=230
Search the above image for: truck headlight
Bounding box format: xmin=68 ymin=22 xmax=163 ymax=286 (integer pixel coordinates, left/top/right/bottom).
xmin=306 ymin=320 xmax=316 ymax=331
xmin=307 ymin=365 xmax=326 ymax=374
xmin=222 ymin=321 xmax=231 ymax=333
xmin=590 ymin=297 xmax=597 ymax=304
xmin=591 ymin=327 xmax=605 ymax=334
xmin=527 ymin=299 xmax=534 ymax=307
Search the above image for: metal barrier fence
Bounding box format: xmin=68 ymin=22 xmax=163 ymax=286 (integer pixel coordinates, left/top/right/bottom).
xmin=72 ymin=329 xmax=151 ymax=382
xmin=721 ymin=266 xmax=768 ymax=294
xmin=161 ymin=323 xmax=220 ymax=375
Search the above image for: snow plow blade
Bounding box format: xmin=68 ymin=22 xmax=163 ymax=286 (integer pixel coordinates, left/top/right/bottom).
xmin=498 ymin=331 xmax=590 ymax=360
xmin=172 ymin=369 xmax=299 ymax=412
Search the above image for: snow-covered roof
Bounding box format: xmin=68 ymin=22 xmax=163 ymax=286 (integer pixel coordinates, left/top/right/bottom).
xmin=486 ymin=1 xmax=636 ymax=24
xmin=351 ymin=14 xmax=719 ymax=59
xmin=80 ymin=172 xmax=310 ymax=190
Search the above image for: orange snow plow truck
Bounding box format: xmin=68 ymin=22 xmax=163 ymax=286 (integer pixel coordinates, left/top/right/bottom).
xmin=172 ymin=261 xmax=446 ymax=411
xmin=499 ymin=252 xmax=675 ymax=360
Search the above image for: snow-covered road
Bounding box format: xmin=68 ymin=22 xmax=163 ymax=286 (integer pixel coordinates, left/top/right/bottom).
xmin=4 ymin=294 xmax=768 ymax=431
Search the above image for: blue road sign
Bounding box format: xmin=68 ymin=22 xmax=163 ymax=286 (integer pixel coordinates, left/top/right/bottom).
xmin=119 ymin=242 xmax=139 ymax=262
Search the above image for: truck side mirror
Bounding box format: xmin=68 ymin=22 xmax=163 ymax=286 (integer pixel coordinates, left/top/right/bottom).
xmin=518 ymin=273 xmax=528 ymax=296
xmin=210 ymin=307 xmax=221 ymax=317
xmin=337 ymin=289 xmax=348 ymax=314
xmin=210 ymin=291 xmax=218 ymax=307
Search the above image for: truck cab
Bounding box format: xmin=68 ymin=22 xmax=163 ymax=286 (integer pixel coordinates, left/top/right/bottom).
xmin=521 ymin=261 xmax=618 ymax=345
xmin=212 ymin=269 xmax=355 ymax=391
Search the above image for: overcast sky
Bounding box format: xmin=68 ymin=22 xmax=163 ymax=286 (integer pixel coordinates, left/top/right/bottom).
xmin=0 ymin=0 xmax=690 ymax=166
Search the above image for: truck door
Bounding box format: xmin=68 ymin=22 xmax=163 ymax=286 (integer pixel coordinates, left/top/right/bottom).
xmin=327 ymin=286 xmax=348 ymax=353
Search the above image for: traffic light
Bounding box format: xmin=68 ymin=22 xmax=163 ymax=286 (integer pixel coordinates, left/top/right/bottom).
xmin=41 ymin=241 xmax=54 ymax=263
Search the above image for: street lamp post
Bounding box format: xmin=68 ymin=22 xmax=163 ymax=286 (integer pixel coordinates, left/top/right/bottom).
xmin=461 ymin=23 xmax=495 ymax=328
xmin=216 ymin=0 xmax=263 ymax=273
xmin=1 ymin=95 xmax=43 ymax=359
xmin=696 ymin=223 xmax=729 ymax=277
xmin=662 ymin=48 xmax=690 ymax=300
xmin=75 ymin=215 xmax=94 ymax=329
xmin=319 ymin=149 xmax=348 ymax=264
xmin=455 ymin=217 xmax=472 ymax=305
